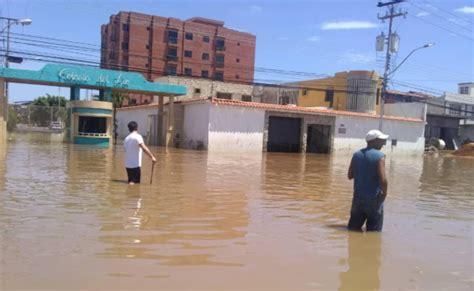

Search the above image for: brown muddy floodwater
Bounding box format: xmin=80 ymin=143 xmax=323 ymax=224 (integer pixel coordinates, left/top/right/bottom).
xmin=1 ymin=133 xmax=473 ymax=290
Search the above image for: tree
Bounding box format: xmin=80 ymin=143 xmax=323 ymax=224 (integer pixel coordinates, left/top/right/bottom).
xmin=7 ymin=106 xmax=18 ymax=131
xmin=112 ymin=92 xmax=129 ymax=144
xmin=30 ymin=94 xmax=67 ymax=127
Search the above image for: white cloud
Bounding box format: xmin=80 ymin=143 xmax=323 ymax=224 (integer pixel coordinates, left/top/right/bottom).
xmin=306 ymin=36 xmax=320 ymax=42
xmin=321 ymin=21 xmax=378 ymax=30
xmin=416 ymin=12 xmax=430 ymax=17
xmin=338 ymin=51 xmax=375 ymax=65
xmin=277 ymin=36 xmax=289 ymax=41
xmin=455 ymin=6 xmax=474 ymax=14
xmin=250 ymin=5 xmax=263 ymax=14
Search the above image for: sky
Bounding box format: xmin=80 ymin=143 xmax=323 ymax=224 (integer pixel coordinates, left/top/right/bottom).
xmin=1 ymin=0 xmax=473 ymax=102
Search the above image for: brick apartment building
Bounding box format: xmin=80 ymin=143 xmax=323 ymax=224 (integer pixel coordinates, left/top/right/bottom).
xmin=101 ymin=11 xmax=256 ymax=89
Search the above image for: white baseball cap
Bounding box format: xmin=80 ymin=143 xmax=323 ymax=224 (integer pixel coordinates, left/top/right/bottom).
xmin=366 ymin=129 xmax=389 ymax=142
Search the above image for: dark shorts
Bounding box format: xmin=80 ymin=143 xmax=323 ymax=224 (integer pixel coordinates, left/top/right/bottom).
xmin=348 ymin=193 xmax=385 ymax=232
xmin=126 ymin=167 xmax=141 ymax=183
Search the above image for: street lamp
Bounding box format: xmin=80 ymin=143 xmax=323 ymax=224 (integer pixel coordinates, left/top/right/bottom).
xmin=1 ymin=17 xmax=32 ymax=128
xmin=379 ymin=42 xmax=435 ymax=129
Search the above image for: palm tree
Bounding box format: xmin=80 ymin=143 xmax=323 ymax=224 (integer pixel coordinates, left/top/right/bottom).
xmin=112 ymin=92 xmax=129 ymax=145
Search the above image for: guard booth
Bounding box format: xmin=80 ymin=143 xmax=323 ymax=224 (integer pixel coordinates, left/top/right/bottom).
xmin=0 ymin=64 xmax=186 ymax=146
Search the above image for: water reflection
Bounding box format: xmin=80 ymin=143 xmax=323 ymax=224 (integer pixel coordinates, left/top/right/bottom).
xmin=339 ymin=232 xmax=382 ymax=291
xmin=94 ymin=150 xmax=253 ymax=267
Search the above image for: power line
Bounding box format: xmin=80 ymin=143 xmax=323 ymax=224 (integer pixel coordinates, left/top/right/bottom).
xmin=3 ymin=34 xmax=330 ymax=79
xmin=411 ymin=14 xmax=474 ymax=41
xmin=421 ymin=0 xmax=474 ymax=25
xmin=0 ymin=52 xmax=384 ymax=96
xmin=409 ymin=1 xmax=472 ymax=33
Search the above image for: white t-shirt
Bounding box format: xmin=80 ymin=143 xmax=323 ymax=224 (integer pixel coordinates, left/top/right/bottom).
xmin=124 ymin=131 xmax=144 ymax=168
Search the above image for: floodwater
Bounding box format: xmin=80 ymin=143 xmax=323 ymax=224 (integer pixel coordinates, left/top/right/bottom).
xmin=1 ymin=133 xmax=473 ymax=290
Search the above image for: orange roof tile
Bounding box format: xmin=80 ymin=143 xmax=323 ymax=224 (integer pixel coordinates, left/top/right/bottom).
xmin=119 ymin=97 xmax=423 ymax=123
xmin=209 ymin=98 xmax=423 ymax=123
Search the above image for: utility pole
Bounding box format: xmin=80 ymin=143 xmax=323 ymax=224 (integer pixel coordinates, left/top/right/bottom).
xmin=376 ymin=1 xmax=407 ymax=130
xmin=1 ymin=17 xmax=32 ymax=126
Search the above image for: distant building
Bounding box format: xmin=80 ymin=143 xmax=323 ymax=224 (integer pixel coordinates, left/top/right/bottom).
xmin=457 ymin=82 xmax=474 ymax=96
xmin=296 ymin=71 xmax=382 ymax=114
xmin=386 ymin=83 xmax=474 ymax=149
xmin=101 ymin=12 xmax=256 ymax=84
xmin=385 ymin=90 xmax=434 ymax=103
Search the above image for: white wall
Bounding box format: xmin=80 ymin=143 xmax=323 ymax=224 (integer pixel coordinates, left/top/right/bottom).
xmin=116 ymin=106 xmax=158 ymax=139
xmin=208 ymin=104 xmax=265 ymax=152
xmin=385 ymin=102 xmax=426 ymax=120
xmin=460 ymin=124 xmax=474 ymax=140
xmin=333 ymin=115 xmax=425 ymax=155
xmin=182 ymin=103 xmax=210 ymax=149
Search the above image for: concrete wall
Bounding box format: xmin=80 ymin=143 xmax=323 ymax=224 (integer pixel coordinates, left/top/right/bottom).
xmin=460 ymin=124 xmax=474 ymax=141
xmin=116 ymin=106 xmax=158 ymax=139
xmin=208 ymin=103 xmax=265 ymax=152
xmin=182 ymin=102 xmax=210 ymax=149
xmin=333 ymin=116 xmax=425 ymax=155
xmin=385 ymin=102 xmax=427 ymax=120
xmin=155 ymin=76 xmax=254 ymax=101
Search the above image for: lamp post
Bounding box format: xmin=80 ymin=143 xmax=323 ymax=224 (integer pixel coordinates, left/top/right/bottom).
xmin=378 ymin=42 xmax=435 ymax=130
xmin=1 ymin=17 xmax=32 ymax=126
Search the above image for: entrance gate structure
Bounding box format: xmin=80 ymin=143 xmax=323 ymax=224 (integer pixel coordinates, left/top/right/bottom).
xmin=0 ymin=64 xmax=186 ymax=146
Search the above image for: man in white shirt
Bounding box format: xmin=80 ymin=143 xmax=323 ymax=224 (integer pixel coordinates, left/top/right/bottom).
xmin=123 ymin=121 xmax=157 ymax=184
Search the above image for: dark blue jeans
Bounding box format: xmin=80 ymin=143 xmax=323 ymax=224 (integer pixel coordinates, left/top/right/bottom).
xmin=348 ymin=193 xmax=385 ymax=232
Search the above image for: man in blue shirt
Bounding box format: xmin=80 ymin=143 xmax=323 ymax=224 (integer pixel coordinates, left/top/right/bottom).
xmin=347 ymin=129 xmax=389 ymax=231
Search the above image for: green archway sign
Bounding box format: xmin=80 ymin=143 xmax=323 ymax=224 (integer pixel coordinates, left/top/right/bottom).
xmin=0 ymin=64 xmax=186 ymax=96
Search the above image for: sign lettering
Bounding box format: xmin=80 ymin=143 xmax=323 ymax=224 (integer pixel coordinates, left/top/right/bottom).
xmin=57 ymin=69 xmax=129 ymax=88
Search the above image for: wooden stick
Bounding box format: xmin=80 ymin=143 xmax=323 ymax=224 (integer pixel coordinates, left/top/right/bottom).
xmin=150 ymin=162 xmax=155 ymax=184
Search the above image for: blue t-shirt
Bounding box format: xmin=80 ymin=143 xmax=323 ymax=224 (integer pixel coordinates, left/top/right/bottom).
xmin=352 ymin=148 xmax=385 ymax=199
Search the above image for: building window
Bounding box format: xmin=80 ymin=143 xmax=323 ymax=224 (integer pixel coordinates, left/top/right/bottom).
xmin=111 ymin=26 xmax=117 ymax=41
xmin=216 ymin=38 xmax=225 ymax=51
xmin=109 ymin=51 xmax=116 ymax=60
xmin=147 ymin=26 xmax=151 ymax=31
xmin=217 ymin=92 xmax=232 ymax=99
xmin=449 ymin=103 xmax=462 ymax=115
xmin=236 ymin=58 xmax=240 ymax=63
xmin=184 ymin=68 xmax=192 ymax=76
xmin=215 ymin=54 xmax=225 ymax=67
xmin=280 ymin=96 xmax=290 ymax=105
xmin=146 ymin=44 xmax=150 ymax=50
xmin=237 ymin=42 xmax=240 ymax=46
xmin=235 ymin=74 xmax=240 ymax=79
xmin=167 ymin=30 xmax=178 ymax=44
xmin=203 ymin=35 xmax=210 ymax=43
xmin=242 ymin=95 xmax=252 ymax=102
xmin=302 ymin=89 xmax=307 ymax=96
xmin=121 ymin=42 xmax=129 ymax=50
xmin=376 ymin=88 xmax=381 ymax=105
xmin=122 ymin=23 xmax=129 ymax=32
xmin=184 ymin=50 xmax=192 ymax=58
xmin=167 ymin=47 xmax=178 ymax=60
xmin=202 ymin=53 xmax=209 ymax=60
xmin=459 ymin=86 xmax=469 ymax=95
xmin=325 ymin=89 xmax=334 ymax=102
xmin=165 ymin=64 xmax=177 ymax=76
xmin=145 ymin=63 xmax=149 ymax=68
xmin=185 ymin=32 xmax=193 ymax=40
xmin=215 ymin=71 xmax=224 ymax=81
xmin=201 ymin=70 xmax=209 ymax=78
xmin=194 ymin=88 xmax=201 ymax=94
